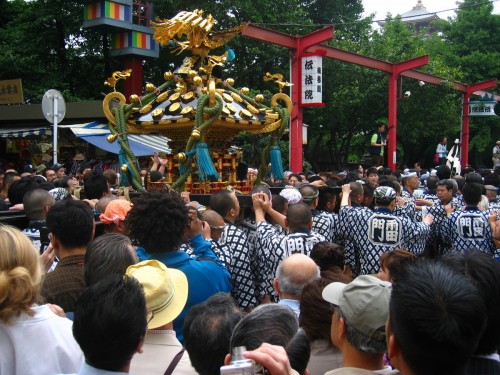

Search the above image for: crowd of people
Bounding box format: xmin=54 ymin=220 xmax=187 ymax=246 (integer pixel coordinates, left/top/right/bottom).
xmin=1 ymin=158 xmax=500 ymax=375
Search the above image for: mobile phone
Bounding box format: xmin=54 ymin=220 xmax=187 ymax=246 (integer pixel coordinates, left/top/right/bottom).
xmin=40 ymin=242 xmax=49 ymax=255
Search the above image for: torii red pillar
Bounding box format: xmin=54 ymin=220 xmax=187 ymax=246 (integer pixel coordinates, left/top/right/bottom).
xmin=387 ymin=56 xmax=429 ymax=170
xmin=242 ymin=26 xmax=334 ymax=172
xmin=461 ymin=80 xmax=497 ymax=169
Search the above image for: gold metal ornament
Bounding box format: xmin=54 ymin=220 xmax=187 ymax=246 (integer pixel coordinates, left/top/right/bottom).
xmin=121 ymin=164 xmax=128 ymax=172
xmin=182 ymin=92 xmax=195 ymax=103
xmin=239 ymin=109 xmax=252 ymax=119
xmin=164 ymin=71 xmax=174 ymax=80
xmin=151 ymin=10 xmax=247 ymax=75
xmin=226 ymin=104 xmax=237 ymax=114
xmin=264 ymin=72 xmax=293 ymax=93
xmin=181 ymin=105 xmax=194 ymax=115
xmin=129 ymin=94 xmax=140 ymax=103
xmin=169 ymin=92 xmax=181 ymax=102
xmin=240 ymin=87 xmax=250 ymax=95
xmin=139 ymin=104 xmax=152 ymax=114
xmin=104 ymin=69 xmax=132 ymax=92
xmin=156 ymin=92 xmax=169 ymax=103
xmin=107 ymin=134 xmax=119 ymax=143
xmin=152 ymin=108 xmax=165 ymax=120
xmin=222 ymin=93 xmax=234 ymax=103
xmin=188 ymin=70 xmax=198 ymax=78
xmin=230 ymin=92 xmax=243 ymax=102
xmin=247 ymin=104 xmax=259 ymax=114
xmin=145 ymin=83 xmax=156 ymax=92
xmin=226 ymin=78 xmax=235 ymax=86
xmin=191 ymin=129 xmax=201 ymax=139
xmin=255 ymin=94 xmax=264 ymax=102
xmin=192 ymin=76 xmax=203 ymax=85
xmin=175 ymin=153 xmax=187 ymax=162
xmin=169 ymin=102 xmax=182 ymax=114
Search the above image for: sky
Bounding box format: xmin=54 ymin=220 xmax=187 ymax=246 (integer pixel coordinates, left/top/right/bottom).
xmin=361 ymin=0 xmax=500 ymax=24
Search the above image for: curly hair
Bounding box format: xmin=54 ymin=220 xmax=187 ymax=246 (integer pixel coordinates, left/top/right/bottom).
xmin=0 ymin=226 xmax=43 ymax=324
xmin=126 ymin=191 xmax=189 ymax=253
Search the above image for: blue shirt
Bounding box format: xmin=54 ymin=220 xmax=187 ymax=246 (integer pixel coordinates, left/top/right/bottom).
xmin=278 ymin=299 xmax=300 ymax=318
xmin=340 ymin=206 xmax=431 ymax=275
xmin=440 ymin=206 xmax=497 ymax=256
xmin=148 ymin=233 xmax=233 ymax=343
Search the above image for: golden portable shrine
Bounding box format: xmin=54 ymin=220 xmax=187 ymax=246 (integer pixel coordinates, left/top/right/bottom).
xmin=102 ymin=9 xmax=292 ymax=193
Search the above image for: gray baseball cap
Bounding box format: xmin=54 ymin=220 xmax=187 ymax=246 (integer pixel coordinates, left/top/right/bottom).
xmin=322 ymin=275 xmax=392 ymax=341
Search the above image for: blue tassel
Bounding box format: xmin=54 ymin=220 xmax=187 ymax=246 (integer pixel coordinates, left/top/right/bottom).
xmin=196 ymin=142 xmax=220 ymax=181
xmin=270 ymin=145 xmax=284 ymax=180
xmin=180 ymin=150 xmax=196 ymax=176
xmin=118 ymin=150 xmax=130 ymax=187
xmin=226 ymin=47 xmax=235 ymax=62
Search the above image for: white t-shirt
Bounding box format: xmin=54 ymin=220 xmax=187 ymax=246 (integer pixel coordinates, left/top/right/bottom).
xmin=0 ymin=304 xmax=83 ymax=375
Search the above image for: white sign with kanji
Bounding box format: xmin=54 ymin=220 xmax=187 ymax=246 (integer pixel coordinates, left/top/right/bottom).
xmin=301 ymin=55 xmax=323 ymax=106
xmin=468 ymin=101 xmax=497 ymax=117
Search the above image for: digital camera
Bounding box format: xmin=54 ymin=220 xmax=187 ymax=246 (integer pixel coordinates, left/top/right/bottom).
xmin=220 ymin=346 xmax=266 ymax=375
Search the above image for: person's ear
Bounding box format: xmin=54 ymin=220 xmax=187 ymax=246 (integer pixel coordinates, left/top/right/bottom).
xmin=116 ymin=220 xmax=126 ymax=234
xmin=50 ymin=233 xmax=59 ymax=250
xmin=136 ymin=336 xmax=145 ymax=354
xmin=273 ymin=278 xmax=280 ymax=295
xmin=285 ymin=218 xmax=289 ymax=229
xmin=387 ymin=333 xmax=402 ymax=369
xmin=224 ymin=354 xmax=231 ymax=365
xmin=338 ymin=316 xmax=347 ymax=339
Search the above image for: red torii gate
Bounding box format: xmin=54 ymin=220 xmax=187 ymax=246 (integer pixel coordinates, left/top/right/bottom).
xmin=241 ymin=24 xmax=497 ymax=171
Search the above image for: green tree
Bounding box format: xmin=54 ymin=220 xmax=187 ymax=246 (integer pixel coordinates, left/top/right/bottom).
xmin=439 ymin=0 xmax=500 ymax=167
xmin=0 ymin=0 xmax=109 ymax=102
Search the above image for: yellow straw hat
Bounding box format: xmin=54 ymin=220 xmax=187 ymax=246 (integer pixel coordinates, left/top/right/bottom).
xmin=126 ymin=260 xmax=188 ymax=329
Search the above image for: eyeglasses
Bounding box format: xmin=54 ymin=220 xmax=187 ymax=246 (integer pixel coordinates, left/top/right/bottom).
xmin=209 ymin=224 xmax=226 ymax=230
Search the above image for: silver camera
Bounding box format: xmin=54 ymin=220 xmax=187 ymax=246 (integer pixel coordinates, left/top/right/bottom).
xmin=220 ymin=346 xmax=266 ymax=375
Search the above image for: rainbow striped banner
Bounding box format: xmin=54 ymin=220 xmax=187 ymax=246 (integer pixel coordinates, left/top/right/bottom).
xmin=84 ymin=1 xmax=130 ymax=22
xmin=112 ymin=31 xmax=156 ymax=50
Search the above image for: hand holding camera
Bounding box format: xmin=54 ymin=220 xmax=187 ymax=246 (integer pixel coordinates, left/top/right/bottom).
xmin=221 ymin=344 xmax=296 ymax=375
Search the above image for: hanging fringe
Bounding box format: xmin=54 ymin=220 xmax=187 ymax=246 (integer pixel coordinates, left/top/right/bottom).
xmin=270 ymin=144 xmax=284 ymax=180
xmin=196 ymin=142 xmax=220 ymax=181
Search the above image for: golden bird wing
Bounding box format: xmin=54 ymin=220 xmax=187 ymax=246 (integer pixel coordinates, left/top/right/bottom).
xmin=152 ymin=10 xmax=215 ymax=48
xmin=205 ymin=23 xmax=248 ymax=49
xmin=152 ymin=18 xmax=186 ymax=45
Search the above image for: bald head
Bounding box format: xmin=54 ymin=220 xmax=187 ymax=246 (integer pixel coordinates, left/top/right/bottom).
xmin=201 ymin=209 xmax=224 ymax=227
xmin=349 ymin=182 xmax=363 ymax=204
xmin=96 ymin=194 xmax=117 ymax=214
xmin=275 ymin=254 xmax=320 ymax=299
xmin=299 ymin=185 xmax=319 ymax=208
xmin=201 ymin=209 xmax=225 ymax=241
xmin=286 ymin=203 xmax=313 ymax=232
xmin=23 ymin=189 xmax=55 ymax=221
